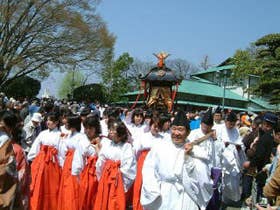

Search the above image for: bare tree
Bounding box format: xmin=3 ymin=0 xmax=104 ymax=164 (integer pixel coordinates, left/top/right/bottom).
xmin=0 ymin=0 xmax=115 ymax=88
xmin=199 ymin=55 xmax=213 ymax=70
xmin=126 ymin=59 xmax=153 ymax=90
xmin=166 ymin=58 xmax=198 ymax=79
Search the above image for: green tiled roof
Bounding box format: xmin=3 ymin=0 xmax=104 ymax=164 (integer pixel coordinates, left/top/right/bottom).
xmin=178 ymin=80 xmax=247 ymax=101
xmin=123 ymin=79 xmax=247 ymax=102
xmin=191 ymin=76 xmax=215 ymax=84
xmin=176 ymin=100 xmax=248 ymax=111
xmin=192 ymin=64 xmax=235 ymax=76
xmin=250 ymin=97 xmax=279 ymax=111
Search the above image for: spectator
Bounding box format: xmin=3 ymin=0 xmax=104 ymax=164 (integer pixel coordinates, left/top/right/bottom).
xmin=22 ymin=113 xmax=42 ymax=154
xmin=243 ymin=112 xmax=278 ymax=202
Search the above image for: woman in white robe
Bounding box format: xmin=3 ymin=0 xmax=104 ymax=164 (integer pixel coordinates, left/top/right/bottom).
xmin=94 ymin=120 xmax=136 ymax=210
xmin=57 ymin=115 xmax=90 ymax=210
xmin=125 ymin=108 xmax=146 ymax=144
xmin=27 ymin=112 xmax=62 ymax=210
xmin=133 ymin=115 xmax=165 ymax=210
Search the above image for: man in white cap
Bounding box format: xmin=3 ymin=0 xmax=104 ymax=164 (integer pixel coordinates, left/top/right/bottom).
xmin=22 ymin=112 xmax=42 ymax=154
xmin=141 ymin=110 xmax=213 ymax=210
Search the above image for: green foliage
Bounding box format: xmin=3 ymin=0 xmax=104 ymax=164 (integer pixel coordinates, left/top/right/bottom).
xmin=1 ymin=76 xmax=40 ymax=99
xmin=73 ymin=83 xmax=107 ymax=103
xmin=232 ymin=33 xmax=280 ymax=105
xmin=58 ymin=70 xmax=84 ymax=99
xmin=255 ymin=34 xmax=280 ymax=48
xmin=102 ymin=53 xmax=134 ymax=102
xmin=0 ymin=0 xmax=115 ymax=88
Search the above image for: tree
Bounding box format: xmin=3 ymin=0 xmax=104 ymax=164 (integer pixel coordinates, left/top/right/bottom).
xmin=232 ymin=34 xmax=280 ymax=105
xmin=73 ymin=83 xmax=106 ymax=103
xmin=101 ymin=53 xmax=134 ymax=102
xmin=255 ymin=34 xmax=280 ymax=104
xmin=166 ymin=58 xmax=199 ymax=79
xmin=199 ymin=55 xmax=213 ymax=70
xmin=126 ymin=59 xmax=153 ymax=91
xmin=1 ymin=76 xmax=40 ymax=99
xmin=58 ymin=69 xmax=84 ymax=99
xmin=0 ymin=0 xmax=115 ymax=88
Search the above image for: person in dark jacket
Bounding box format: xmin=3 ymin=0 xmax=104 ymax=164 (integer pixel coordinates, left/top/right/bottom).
xmin=243 ymin=112 xmax=278 ymax=202
xmin=242 ymin=116 xmax=263 ymax=200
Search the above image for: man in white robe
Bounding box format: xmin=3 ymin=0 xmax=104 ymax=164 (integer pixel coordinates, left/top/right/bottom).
xmin=188 ymin=108 xmax=216 ymax=168
xmin=188 ymin=108 xmax=223 ymax=210
xmin=215 ymin=112 xmax=245 ymax=207
xmin=141 ymin=111 xmax=213 ymax=210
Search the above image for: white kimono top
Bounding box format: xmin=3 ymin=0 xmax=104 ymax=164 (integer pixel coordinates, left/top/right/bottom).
xmin=95 ymin=140 xmax=136 ymax=192
xmin=158 ymin=130 xmax=171 ymax=141
xmin=216 ymin=124 xmax=245 ymax=202
xmin=59 ymin=131 xmax=90 ymax=175
xmin=125 ymin=123 xmax=146 ymax=143
xmin=141 ymin=140 xmax=213 ymax=210
xmin=27 ymin=128 xmax=62 ymax=165
xmin=72 ymin=136 xmax=111 ymax=176
xmin=188 ymin=127 xmax=216 ymax=168
xmin=60 ymin=125 xmax=71 ymax=136
xmin=100 ymin=119 xmax=108 ymax=137
xmin=133 ymin=131 xmax=165 ymax=157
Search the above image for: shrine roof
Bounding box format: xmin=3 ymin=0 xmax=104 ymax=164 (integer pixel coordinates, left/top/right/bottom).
xmin=140 ymin=66 xmax=179 ymax=83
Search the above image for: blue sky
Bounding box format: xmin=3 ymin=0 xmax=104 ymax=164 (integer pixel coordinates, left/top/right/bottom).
xmin=40 ymin=0 xmax=280 ymax=97
xmin=98 ymin=0 xmax=280 ymax=65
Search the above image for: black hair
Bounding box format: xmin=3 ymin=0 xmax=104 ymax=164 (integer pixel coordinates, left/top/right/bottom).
xmin=0 ymin=110 xmax=18 ymax=131
xmin=253 ymin=116 xmax=262 ymax=126
xmin=158 ymin=113 xmax=171 ymax=130
xmin=4 ymin=110 xmax=23 ymax=143
xmin=275 ymin=121 xmax=280 ymax=133
xmin=225 ymin=112 xmax=237 ymax=122
xmin=47 ymin=112 xmax=60 ymax=123
xmin=83 ymin=116 xmax=101 ymax=136
xmin=149 ymin=115 xmax=160 ymax=127
xmin=67 ymin=115 xmax=81 ymax=132
xmin=145 ymin=109 xmax=153 ymax=119
xmin=43 ymin=101 xmax=54 ymax=113
xmin=107 ymin=107 xmax=121 ymax=119
xmin=60 ymin=107 xmax=72 ymax=118
xmin=108 ymin=120 xmax=128 ymax=143
xmin=80 ymin=108 xmax=91 ymax=117
xmin=131 ymin=108 xmax=144 ymax=125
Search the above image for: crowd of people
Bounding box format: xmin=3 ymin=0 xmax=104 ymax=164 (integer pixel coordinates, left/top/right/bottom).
xmin=0 ymin=95 xmax=279 ymax=210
